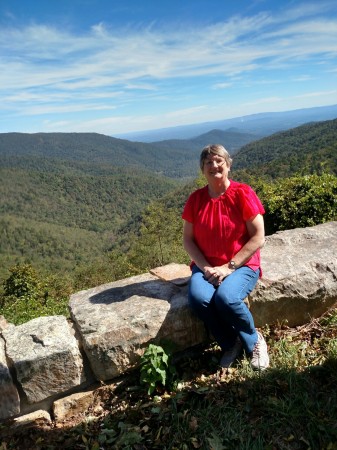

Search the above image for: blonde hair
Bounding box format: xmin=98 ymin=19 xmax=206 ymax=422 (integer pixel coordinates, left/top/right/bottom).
xmin=199 ymin=144 xmax=232 ymax=170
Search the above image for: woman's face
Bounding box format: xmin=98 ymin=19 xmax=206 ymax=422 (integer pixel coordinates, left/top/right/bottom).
xmin=202 ymin=154 xmax=230 ymax=182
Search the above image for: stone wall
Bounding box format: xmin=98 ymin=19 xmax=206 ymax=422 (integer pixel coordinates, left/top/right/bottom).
xmin=1 ymin=222 xmax=336 ymax=423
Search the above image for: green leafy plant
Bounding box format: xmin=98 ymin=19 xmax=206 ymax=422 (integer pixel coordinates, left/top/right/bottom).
xmin=3 ymin=263 xmax=41 ymax=301
xmin=0 ymin=263 xmax=70 ymax=324
xmin=140 ymin=343 xmax=177 ymax=395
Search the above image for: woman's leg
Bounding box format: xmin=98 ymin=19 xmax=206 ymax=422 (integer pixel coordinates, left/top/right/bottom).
xmin=213 ymin=267 xmax=260 ymax=353
xmin=188 ymin=265 xmax=238 ymax=351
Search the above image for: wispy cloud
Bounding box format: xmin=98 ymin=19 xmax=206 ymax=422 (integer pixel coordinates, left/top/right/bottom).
xmin=1 ymin=1 xmax=337 ymax=133
xmin=295 ymin=90 xmax=337 ymax=99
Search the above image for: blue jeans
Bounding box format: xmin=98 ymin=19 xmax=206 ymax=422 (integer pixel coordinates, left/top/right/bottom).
xmin=188 ymin=265 xmax=259 ymax=353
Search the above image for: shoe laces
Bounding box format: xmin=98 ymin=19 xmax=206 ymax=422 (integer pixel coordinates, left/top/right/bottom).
xmin=252 ymin=336 xmax=262 ymax=357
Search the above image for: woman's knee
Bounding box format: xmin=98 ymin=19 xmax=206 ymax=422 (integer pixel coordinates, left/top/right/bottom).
xmin=214 ymin=280 xmax=242 ymax=310
xmin=214 ymin=290 xmax=237 ymax=310
xmin=188 ymin=275 xmax=214 ymax=311
xmin=188 ymin=289 xmax=212 ymax=311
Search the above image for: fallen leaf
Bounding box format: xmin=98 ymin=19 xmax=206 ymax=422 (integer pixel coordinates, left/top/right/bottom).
xmin=189 ymin=416 xmax=198 ymax=431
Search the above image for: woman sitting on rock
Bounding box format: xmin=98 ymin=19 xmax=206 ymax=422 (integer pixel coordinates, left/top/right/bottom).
xmin=182 ymin=144 xmax=269 ymax=370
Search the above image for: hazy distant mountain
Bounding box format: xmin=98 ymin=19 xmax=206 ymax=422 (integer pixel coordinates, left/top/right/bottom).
xmin=153 ymin=128 xmax=262 ymax=155
xmin=116 ymin=104 xmax=337 ymax=142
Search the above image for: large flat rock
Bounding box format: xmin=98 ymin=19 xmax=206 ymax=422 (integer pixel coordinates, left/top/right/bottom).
xmin=251 ymin=221 xmax=337 ymax=326
xmin=69 ymin=273 xmax=207 ymax=381
xmin=69 ymin=222 xmax=337 ymax=382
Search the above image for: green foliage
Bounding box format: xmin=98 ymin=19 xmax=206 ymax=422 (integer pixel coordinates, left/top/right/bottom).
xmin=256 ymin=173 xmax=337 ymax=234
xmin=0 ymin=131 xmax=200 ymax=179
xmin=126 ymin=202 xmax=188 ymax=271
xmin=1 ymin=120 xmax=337 ymax=325
xmin=233 ymin=118 xmax=337 ymax=179
xmin=140 ymin=344 xmax=177 ymax=395
xmin=72 ymin=252 xmax=141 ymax=291
xmin=1 ymin=263 xmax=71 ymax=324
xmin=0 ymin=214 xmax=109 ymax=280
xmin=0 ymin=167 xmax=178 ymax=232
xmin=118 ymin=174 xmax=205 ymax=274
xmin=0 ymin=154 xmax=179 ymax=280
xmin=3 ymin=263 xmax=41 ymax=300
xmin=327 ymin=338 xmax=337 ymax=359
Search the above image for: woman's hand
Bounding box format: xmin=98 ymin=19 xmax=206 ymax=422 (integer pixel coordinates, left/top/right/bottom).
xmin=204 ymin=265 xmax=233 ymax=286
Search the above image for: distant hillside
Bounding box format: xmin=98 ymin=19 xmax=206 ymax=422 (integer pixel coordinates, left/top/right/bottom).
xmin=0 ymin=132 xmax=199 ymax=179
xmin=0 ymin=134 xmax=182 ymax=278
xmin=153 ymin=128 xmax=261 ymax=155
xmin=116 ymin=104 xmax=337 ymax=142
xmin=1 ymin=119 xmax=336 ymax=281
xmin=0 ymin=130 xmax=258 ymax=181
xmin=231 ymin=118 xmax=337 ymax=179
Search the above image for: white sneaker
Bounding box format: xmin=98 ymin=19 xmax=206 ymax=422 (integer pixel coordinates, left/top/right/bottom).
xmin=220 ymin=338 xmax=242 ymax=368
xmin=250 ymin=331 xmax=270 ymax=370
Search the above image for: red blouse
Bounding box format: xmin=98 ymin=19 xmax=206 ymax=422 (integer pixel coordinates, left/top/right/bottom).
xmin=182 ymin=180 xmax=265 ymax=272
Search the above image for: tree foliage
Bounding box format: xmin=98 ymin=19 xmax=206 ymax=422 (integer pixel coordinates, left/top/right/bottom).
xmin=255 ymin=173 xmax=337 ymax=234
xmin=232 ymin=118 xmax=337 ymax=179
xmin=3 ymin=263 xmax=41 ymax=300
xmin=1 ymin=121 xmax=337 ymax=324
xmin=1 ymin=263 xmax=72 ymax=324
xmin=126 ymin=202 xmax=188 ymax=272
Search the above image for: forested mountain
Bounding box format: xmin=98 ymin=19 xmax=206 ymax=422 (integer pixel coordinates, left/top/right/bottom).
xmin=0 ymin=132 xmax=200 ymax=179
xmin=0 ymin=168 xmax=178 ymax=277
xmin=0 ymin=129 xmax=261 ymax=179
xmin=0 ymin=133 xmax=185 ymax=278
xmin=1 ymin=118 xmax=336 ymax=284
xmin=117 ymin=103 xmax=337 ymax=141
xmin=231 ymin=118 xmax=337 ymax=179
xmin=152 ymin=128 xmax=261 ymax=155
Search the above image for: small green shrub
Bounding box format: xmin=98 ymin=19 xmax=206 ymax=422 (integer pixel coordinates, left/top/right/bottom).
xmin=0 ymin=263 xmax=70 ymax=324
xmin=3 ymin=263 xmax=41 ymax=301
xmin=140 ymin=343 xmax=177 ymax=395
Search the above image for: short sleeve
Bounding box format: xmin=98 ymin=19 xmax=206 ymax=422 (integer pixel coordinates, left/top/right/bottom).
xmin=182 ymin=193 xmax=195 ymax=223
xmin=237 ymin=185 xmax=265 ymax=221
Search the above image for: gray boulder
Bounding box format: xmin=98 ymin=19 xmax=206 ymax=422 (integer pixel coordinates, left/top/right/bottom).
xmin=69 ymin=273 xmax=207 ymax=381
xmin=70 ymin=222 xmax=337 ymax=381
xmin=251 ymin=221 xmax=337 ymax=326
xmin=0 ymin=336 xmax=20 ymax=420
xmin=3 ymin=316 xmax=85 ymax=404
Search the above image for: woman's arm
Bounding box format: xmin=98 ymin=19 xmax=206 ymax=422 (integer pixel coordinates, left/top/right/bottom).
xmin=183 ymin=220 xmax=222 ymax=286
xmin=217 ymin=214 xmax=265 ymax=277
xmin=183 ymin=220 xmax=211 ymax=272
xmin=231 ymin=213 xmax=265 ymax=267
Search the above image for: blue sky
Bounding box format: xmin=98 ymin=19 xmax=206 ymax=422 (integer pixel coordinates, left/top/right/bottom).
xmin=1 ymin=0 xmax=337 ymax=136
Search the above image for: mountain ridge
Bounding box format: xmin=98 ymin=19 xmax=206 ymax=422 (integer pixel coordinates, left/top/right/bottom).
xmin=1 ymin=117 xmax=336 ymax=279
xmin=115 ymin=104 xmax=337 ymax=142
xmin=0 ymin=128 xmax=261 ymax=178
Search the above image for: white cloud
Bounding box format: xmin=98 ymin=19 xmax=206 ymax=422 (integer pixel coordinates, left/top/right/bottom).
xmin=166 ymin=106 xmax=208 ymax=119
xmin=213 ymin=83 xmax=233 ymax=89
xmin=1 ymin=1 xmax=337 ymax=133
xmin=1 ymin=6 xmax=335 ymax=88
xmin=295 ymin=90 xmax=337 ymax=99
